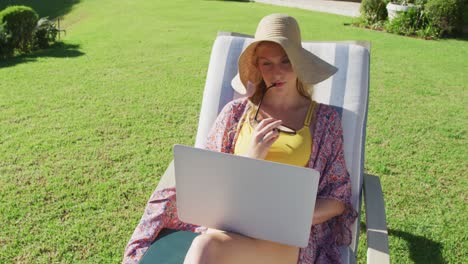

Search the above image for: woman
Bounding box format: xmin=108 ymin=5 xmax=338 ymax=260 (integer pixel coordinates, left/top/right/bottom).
xmin=124 ymin=14 xmax=357 ymax=263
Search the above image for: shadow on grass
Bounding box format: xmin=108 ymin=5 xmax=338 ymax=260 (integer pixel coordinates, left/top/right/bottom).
xmin=390 ymin=229 xmax=445 ymax=263
xmin=0 ymin=0 xmax=80 ymax=18
xmin=360 ymin=222 xmax=445 ymax=263
xmin=0 ymin=42 xmax=84 ymax=68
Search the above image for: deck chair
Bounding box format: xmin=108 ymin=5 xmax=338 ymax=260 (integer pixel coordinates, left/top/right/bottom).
xmin=139 ymin=32 xmax=389 ymax=264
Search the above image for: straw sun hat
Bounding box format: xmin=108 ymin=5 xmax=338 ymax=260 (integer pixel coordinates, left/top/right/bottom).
xmin=232 ymin=13 xmax=338 ymax=95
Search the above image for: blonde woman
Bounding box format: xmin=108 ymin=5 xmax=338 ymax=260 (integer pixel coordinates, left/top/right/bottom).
xmin=124 ymin=14 xmax=357 ymax=264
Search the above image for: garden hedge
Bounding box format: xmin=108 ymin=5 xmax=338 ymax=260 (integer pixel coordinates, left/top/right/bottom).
xmin=0 ymin=5 xmax=38 ymax=55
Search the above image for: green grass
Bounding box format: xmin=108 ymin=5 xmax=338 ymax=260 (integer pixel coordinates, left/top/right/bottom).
xmin=0 ymin=0 xmax=467 ymax=263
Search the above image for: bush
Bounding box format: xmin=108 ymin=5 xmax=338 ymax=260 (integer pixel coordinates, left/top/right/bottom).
xmin=389 ymin=0 xmax=426 ymax=4
xmin=414 ymin=0 xmax=428 ymax=5
xmin=385 ymin=6 xmax=438 ymax=38
xmin=360 ymin=0 xmax=388 ymax=24
xmin=0 ymin=5 xmax=38 ymax=53
xmin=0 ymin=21 xmax=14 ymax=58
xmin=35 ymin=17 xmax=60 ymax=49
xmin=425 ymin=0 xmax=464 ymax=36
xmin=355 ymin=0 xmax=465 ymax=39
xmin=386 ymin=7 xmax=419 ymax=35
xmin=390 ymin=0 xmax=409 ymax=4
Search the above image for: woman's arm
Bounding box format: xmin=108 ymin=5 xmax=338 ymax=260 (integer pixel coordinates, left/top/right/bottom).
xmin=311 ymin=105 xmax=357 ymax=245
xmin=312 ymin=198 xmax=345 ymax=225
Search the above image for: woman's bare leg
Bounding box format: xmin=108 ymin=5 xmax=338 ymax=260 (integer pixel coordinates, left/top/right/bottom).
xmin=184 ymin=229 xmax=299 ymax=264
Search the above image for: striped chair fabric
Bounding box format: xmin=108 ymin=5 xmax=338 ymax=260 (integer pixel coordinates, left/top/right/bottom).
xmin=194 ymin=33 xmax=370 ymax=263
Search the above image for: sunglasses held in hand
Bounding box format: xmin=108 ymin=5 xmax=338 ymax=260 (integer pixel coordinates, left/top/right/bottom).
xmin=253 ymin=83 xmax=297 ymax=135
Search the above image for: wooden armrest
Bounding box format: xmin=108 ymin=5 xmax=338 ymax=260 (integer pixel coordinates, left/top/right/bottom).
xmin=364 ymin=174 xmax=390 ymax=264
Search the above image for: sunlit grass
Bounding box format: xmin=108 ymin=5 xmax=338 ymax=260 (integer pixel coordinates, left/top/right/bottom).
xmin=0 ymin=0 xmax=466 ymax=262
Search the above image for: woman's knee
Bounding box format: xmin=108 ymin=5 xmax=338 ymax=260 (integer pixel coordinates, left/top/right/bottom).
xmin=185 ymin=233 xmax=224 ymax=264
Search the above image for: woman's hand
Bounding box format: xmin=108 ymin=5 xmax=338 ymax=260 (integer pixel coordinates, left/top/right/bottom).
xmin=312 ymin=198 xmax=345 ymax=225
xmin=246 ymin=117 xmax=282 ymax=160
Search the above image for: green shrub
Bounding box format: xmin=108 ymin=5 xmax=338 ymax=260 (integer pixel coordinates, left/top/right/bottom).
xmin=414 ymin=0 xmax=428 ymax=5
xmin=0 ymin=5 xmax=38 ymax=53
xmin=388 ymin=0 xmax=426 ymax=4
xmin=390 ymin=0 xmax=410 ymax=4
xmin=386 ymin=6 xmax=417 ymax=35
xmin=360 ymin=0 xmax=389 ymax=24
xmin=425 ymin=0 xmax=464 ymax=36
xmin=35 ymin=17 xmax=59 ymax=49
xmin=385 ymin=6 xmax=438 ymax=38
xmin=0 ymin=21 xmax=14 ymax=58
xmin=464 ymin=2 xmax=468 ymax=25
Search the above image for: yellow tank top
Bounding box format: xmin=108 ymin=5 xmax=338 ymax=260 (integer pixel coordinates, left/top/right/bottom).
xmin=234 ymin=101 xmax=315 ymax=167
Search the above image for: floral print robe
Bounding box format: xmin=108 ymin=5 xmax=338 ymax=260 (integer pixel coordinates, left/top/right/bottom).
xmin=123 ymin=98 xmax=357 ymax=263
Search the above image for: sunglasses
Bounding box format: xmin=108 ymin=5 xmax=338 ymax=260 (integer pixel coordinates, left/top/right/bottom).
xmin=253 ymin=83 xmax=297 ymax=135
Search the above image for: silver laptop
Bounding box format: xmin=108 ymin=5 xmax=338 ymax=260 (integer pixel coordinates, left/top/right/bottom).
xmin=173 ymin=144 xmax=320 ymax=247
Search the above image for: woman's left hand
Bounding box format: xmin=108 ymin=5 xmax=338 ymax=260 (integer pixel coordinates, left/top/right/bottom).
xmin=312 ymin=199 xmax=345 ymax=225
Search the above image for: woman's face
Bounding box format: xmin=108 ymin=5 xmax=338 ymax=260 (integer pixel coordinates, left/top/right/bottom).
xmin=256 ymin=42 xmax=297 ymax=92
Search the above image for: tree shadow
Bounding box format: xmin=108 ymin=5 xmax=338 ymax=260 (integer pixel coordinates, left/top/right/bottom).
xmin=0 ymin=0 xmax=81 ymax=18
xmin=0 ymin=42 xmax=84 ymax=68
xmin=360 ymin=222 xmax=445 ymax=263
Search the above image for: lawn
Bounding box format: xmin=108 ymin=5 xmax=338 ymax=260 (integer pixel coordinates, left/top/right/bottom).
xmin=0 ymin=0 xmax=466 ymax=263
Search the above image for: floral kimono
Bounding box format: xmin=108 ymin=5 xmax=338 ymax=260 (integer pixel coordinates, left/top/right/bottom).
xmin=123 ymin=98 xmax=357 ymax=264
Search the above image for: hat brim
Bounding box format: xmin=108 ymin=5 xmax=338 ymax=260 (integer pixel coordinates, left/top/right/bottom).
xmin=233 ymin=38 xmax=338 ymax=95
